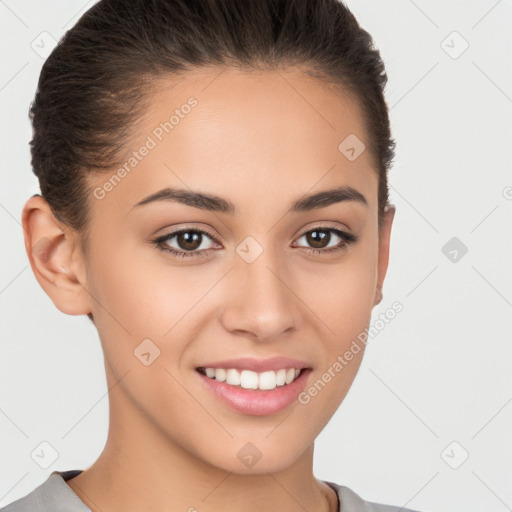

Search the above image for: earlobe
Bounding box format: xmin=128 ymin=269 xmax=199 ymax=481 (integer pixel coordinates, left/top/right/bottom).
xmin=22 ymin=195 xmax=92 ymax=316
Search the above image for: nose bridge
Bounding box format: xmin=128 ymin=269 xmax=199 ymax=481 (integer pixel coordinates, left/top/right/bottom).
xmin=221 ymin=236 xmax=297 ymax=340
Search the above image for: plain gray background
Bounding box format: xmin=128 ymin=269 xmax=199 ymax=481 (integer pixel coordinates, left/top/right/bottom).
xmin=1 ymin=1 xmax=511 ymax=510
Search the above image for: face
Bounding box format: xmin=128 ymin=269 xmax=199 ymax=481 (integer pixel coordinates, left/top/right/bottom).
xmin=26 ymin=66 xmax=394 ymax=475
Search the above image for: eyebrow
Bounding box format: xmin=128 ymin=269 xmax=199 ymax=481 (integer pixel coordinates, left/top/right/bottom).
xmin=130 ymin=185 xmax=368 ymax=214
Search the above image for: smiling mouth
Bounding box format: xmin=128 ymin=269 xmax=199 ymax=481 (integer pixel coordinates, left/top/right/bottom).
xmin=195 ymin=365 xmax=312 ymax=416
xmin=196 ymin=367 xmax=306 ymax=391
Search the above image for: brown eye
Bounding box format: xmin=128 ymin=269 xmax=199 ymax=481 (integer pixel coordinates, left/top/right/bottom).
xmin=174 ymin=231 xmax=203 ymax=251
xmin=294 ymin=226 xmax=358 ymax=255
xmin=153 ymin=228 xmax=217 ymax=259
xmin=153 ymin=225 xmax=358 ymax=260
xmin=304 ymin=229 xmax=332 ymax=249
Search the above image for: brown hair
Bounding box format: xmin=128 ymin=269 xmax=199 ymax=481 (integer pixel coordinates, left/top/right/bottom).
xmin=29 ymin=0 xmax=396 ymax=257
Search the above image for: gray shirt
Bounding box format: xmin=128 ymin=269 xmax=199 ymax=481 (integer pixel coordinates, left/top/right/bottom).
xmin=0 ymin=470 xmax=422 ymax=511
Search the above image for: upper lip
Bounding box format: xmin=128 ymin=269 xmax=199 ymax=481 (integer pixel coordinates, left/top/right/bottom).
xmin=196 ymin=357 xmax=311 ymax=372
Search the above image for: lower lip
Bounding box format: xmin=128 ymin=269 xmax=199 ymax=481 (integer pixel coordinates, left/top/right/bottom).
xmin=196 ymin=368 xmax=312 ymax=416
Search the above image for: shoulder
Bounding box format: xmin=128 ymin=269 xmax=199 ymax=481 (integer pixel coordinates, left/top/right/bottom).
xmin=3 ymin=473 xmax=427 ymax=512
xmin=0 ymin=470 xmax=90 ymax=512
xmin=325 ymin=480 xmax=426 ymax=512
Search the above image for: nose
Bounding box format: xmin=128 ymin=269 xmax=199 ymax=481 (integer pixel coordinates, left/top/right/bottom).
xmin=219 ymin=248 xmax=297 ymax=342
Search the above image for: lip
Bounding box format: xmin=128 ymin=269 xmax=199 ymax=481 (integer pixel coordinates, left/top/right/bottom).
xmin=195 ymin=356 xmax=311 ymax=372
xmin=196 ymin=367 xmax=312 ymax=416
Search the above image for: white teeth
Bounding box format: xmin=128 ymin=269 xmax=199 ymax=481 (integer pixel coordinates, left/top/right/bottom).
xmin=214 ymin=368 xmax=226 ymax=382
xmin=258 ymin=370 xmax=276 ymax=390
xmin=285 ymin=368 xmax=296 ymax=384
xmin=276 ymin=369 xmax=287 ymax=386
xmin=226 ymin=368 xmax=240 ymax=386
xmin=200 ymin=367 xmax=304 ymax=390
xmin=240 ymin=370 xmax=259 ymax=389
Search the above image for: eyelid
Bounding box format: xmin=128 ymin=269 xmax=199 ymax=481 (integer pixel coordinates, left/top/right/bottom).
xmin=153 ymin=225 xmax=220 ymax=248
xmin=152 ymin=222 xmax=358 ymax=259
xmin=153 ymin=223 xmax=218 ymax=240
xmin=154 ymin=222 xmax=353 ymax=243
xmin=295 ymin=221 xmax=353 ymax=237
xmin=293 ymin=224 xmax=358 ymax=247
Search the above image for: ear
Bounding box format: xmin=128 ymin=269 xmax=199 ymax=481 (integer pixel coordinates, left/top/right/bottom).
xmin=373 ymin=204 xmax=396 ymax=306
xmin=21 ymin=194 xmax=92 ymax=317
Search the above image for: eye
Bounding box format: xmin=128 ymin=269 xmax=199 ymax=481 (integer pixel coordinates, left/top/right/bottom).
xmin=293 ymin=225 xmax=358 ymax=255
xmin=153 ymin=227 xmax=218 ymax=259
xmin=152 ymin=224 xmax=358 ymax=260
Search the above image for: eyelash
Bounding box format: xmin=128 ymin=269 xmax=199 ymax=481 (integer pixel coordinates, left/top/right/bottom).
xmin=152 ymin=224 xmax=358 ymax=260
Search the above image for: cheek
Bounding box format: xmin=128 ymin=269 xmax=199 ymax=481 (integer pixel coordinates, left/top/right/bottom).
xmin=296 ymin=243 xmax=377 ymax=408
xmin=298 ymin=244 xmax=378 ymax=339
xmin=86 ymin=243 xmax=201 ymax=414
xmin=296 ymin=258 xmax=376 ymax=424
xmin=87 ymin=235 xmax=212 ymax=336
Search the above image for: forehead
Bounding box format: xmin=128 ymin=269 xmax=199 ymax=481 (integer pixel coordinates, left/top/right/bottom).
xmin=87 ymin=66 xmax=378 ymax=221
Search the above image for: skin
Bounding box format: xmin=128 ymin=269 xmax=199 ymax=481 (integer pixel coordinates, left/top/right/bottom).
xmin=22 ymin=66 xmax=395 ymax=512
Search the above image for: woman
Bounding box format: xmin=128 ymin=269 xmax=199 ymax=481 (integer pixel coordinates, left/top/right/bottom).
xmin=1 ymin=0 xmax=421 ymax=510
